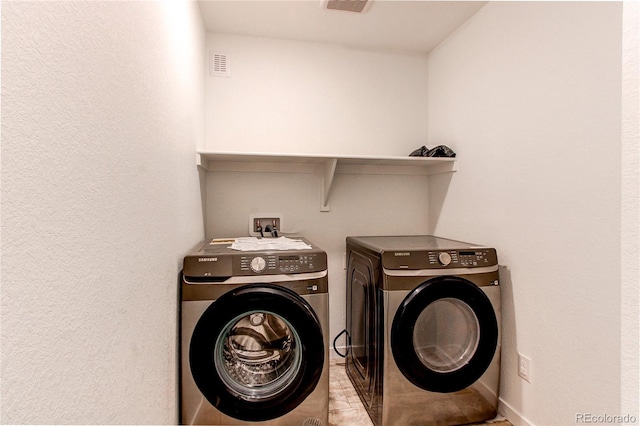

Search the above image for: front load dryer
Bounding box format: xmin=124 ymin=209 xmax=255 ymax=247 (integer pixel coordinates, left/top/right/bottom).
xmin=181 ymin=238 xmax=329 ymax=425
xmin=345 ymin=235 xmax=501 ymax=426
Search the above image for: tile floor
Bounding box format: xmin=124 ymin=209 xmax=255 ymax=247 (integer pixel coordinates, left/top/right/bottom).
xmin=328 ymin=360 xmax=512 ymax=426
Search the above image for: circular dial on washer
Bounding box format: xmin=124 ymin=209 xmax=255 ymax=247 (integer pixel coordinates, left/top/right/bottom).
xmin=250 ymin=256 xmax=266 ymax=273
xmin=438 ymin=252 xmax=452 ymax=266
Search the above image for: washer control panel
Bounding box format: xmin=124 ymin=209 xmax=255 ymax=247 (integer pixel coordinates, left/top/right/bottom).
xmin=182 ymin=237 xmax=327 ymax=279
xmin=239 ymin=253 xmax=322 ymax=274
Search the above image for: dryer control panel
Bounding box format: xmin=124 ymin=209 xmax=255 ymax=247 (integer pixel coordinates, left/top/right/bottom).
xmin=427 ymin=249 xmax=495 ymax=267
xmin=382 ymin=248 xmax=498 ymax=270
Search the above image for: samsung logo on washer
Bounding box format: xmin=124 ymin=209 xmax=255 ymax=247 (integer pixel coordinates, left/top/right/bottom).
xmin=198 ymin=257 xmax=218 ymax=262
xmin=394 ymin=252 xmax=411 ymax=257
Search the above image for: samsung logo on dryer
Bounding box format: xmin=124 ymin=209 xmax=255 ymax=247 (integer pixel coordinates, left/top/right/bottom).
xmin=394 ymin=252 xmax=411 ymax=257
xmin=198 ymin=257 xmax=218 ymax=262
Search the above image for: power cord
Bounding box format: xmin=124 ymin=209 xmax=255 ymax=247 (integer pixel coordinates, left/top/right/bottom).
xmin=333 ymin=329 xmax=349 ymax=358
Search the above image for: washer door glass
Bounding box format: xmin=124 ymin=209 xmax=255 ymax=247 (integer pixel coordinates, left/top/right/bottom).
xmin=391 ymin=276 xmax=498 ymax=393
xmin=413 ymin=298 xmax=480 ymax=373
xmin=216 ymin=311 xmax=302 ymax=400
xmin=189 ymin=283 xmax=325 ymax=422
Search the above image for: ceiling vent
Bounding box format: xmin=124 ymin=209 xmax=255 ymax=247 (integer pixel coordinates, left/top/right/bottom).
xmin=210 ymin=52 xmax=230 ymax=77
xmin=325 ymin=0 xmax=370 ymax=13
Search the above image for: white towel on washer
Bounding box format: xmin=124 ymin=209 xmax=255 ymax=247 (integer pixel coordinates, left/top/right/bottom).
xmin=229 ymin=237 xmax=312 ymax=251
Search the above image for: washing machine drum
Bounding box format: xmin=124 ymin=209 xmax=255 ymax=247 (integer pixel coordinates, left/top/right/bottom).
xmin=189 ymin=284 xmax=324 ymax=422
xmin=391 ymin=276 xmax=498 ymax=394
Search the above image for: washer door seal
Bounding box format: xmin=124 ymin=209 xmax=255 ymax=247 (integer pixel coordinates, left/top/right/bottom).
xmin=391 ymin=276 xmax=498 ymax=393
xmin=189 ymin=283 xmax=324 ymax=422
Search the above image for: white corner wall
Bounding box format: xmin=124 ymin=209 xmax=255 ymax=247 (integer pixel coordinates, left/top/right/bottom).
xmin=426 ymin=2 xmax=628 ymax=425
xmin=1 ymin=1 xmax=205 ymax=423
xmin=202 ymin=34 xmax=433 ymax=349
xmin=621 ymin=0 xmax=640 ymax=418
xmin=205 ymin=33 xmax=429 ymax=156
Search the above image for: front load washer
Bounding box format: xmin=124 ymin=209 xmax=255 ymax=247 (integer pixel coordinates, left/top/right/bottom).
xmin=181 ymin=238 xmax=329 ymax=425
xmin=345 ymin=235 xmax=501 ymax=426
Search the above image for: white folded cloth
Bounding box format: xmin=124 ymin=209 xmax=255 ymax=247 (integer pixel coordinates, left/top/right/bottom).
xmin=228 ymin=237 xmax=313 ymax=251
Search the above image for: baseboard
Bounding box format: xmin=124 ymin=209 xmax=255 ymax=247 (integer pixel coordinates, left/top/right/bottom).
xmin=330 ymin=345 xmax=348 ymax=361
xmin=498 ymin=398 xmax=535 ymax=426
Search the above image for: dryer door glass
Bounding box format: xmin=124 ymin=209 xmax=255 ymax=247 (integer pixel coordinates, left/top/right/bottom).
xmin=413 ymin=298 xmax=480 ymax=373
xmin=215 ymin=311 xmax=302 ymax=400
xmin=391 ymin=276 xmax=498 ymax=393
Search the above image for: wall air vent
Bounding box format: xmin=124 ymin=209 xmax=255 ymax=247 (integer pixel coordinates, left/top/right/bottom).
xmin=210 ymin=52 xmax=230 ymax=77
xmin=325 ymin=0 xmax=369 ymax=13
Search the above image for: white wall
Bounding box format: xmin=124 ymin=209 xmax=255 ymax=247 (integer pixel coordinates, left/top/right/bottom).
xmin=205 ymin=33 xmax=429 ymax=156
xmin=204 ymin=166 xmax=431 ymax=351
xmin=426 ymin=2 xmax=626 ymax=425
xmin=203 ymin=34 xmax=433 ymax=349
xmin=621 ymin=1 xmax=640 ymax=418
xmin=1 ymin=1 xmax=205 ymax=423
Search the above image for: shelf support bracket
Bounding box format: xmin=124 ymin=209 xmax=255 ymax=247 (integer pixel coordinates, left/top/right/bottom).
xmin=196 ymin=153 xmax=210 ymax=172
xmin=321 ymin=158 xmax=338 ymax=212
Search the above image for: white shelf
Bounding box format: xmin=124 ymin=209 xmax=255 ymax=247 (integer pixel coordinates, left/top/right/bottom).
xmin=197 ymin=151 xmax=457 ymax=211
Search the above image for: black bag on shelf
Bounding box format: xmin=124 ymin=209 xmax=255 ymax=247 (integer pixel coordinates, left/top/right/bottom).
xmin=409 ymin=145 xmax=456 ymax=158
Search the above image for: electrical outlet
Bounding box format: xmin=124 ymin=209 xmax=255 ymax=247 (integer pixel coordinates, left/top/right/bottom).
xmin=518 ymin=353 xmax=532 ymax=383
xmin=249 ymin=215 xmax=281 ymax=237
